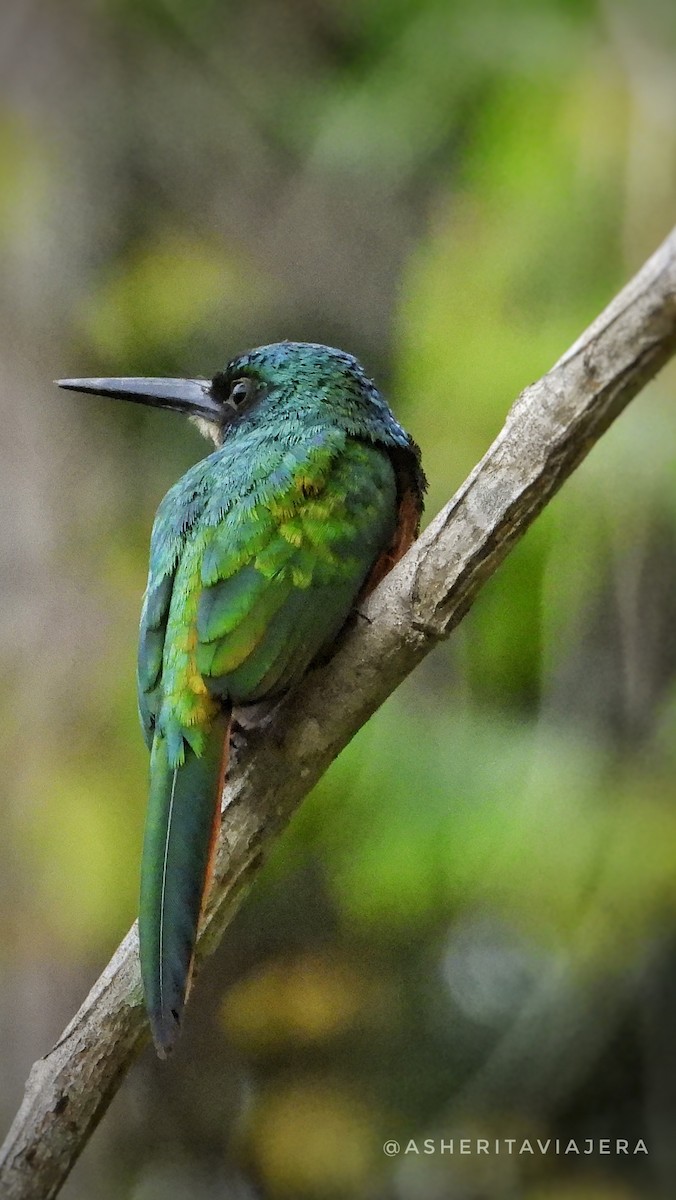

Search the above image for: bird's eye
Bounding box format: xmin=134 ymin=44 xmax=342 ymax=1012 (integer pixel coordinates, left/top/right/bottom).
xmin=228 ymin=378 xmax=254 ymax=408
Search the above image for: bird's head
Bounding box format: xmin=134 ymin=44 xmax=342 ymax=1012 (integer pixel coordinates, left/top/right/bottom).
xmin=57 ymin=341 xmax=391 ymax=448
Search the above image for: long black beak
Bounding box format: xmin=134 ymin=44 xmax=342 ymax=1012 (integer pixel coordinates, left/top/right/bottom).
xmin=56 ymin=377 xmax=222 ymax=422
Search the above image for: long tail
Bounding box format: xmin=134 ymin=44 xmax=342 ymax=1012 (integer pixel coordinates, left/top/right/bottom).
xmin=139 ymin=706 xmax=231 ymax=1056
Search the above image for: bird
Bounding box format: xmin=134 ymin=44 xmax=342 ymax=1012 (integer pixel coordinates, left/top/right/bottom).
xmin=58 ymin=341 xmax=425 ymax=1056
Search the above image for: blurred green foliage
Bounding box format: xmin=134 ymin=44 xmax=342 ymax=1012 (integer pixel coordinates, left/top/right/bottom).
xmin=1 ymin=0 xmax=676 ymax=1197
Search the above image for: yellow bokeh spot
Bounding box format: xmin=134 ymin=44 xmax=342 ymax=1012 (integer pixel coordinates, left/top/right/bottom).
xmin=222 ymin=952 xmax=390 ymax=1051
xmin=249 ymin=1081 xmax=377 ymax=1198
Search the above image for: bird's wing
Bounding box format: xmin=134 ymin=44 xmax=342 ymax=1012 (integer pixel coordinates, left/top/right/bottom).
xmin=191 ymin=436 xmax=398 ymax=706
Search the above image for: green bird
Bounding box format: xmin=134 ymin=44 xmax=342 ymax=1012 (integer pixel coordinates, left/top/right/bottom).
xmin=59 ymin=342 xmax=425 ymax=1055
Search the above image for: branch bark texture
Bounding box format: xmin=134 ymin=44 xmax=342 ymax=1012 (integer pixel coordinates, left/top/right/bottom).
xmin=2 ymin=227 xmax=676 ymax=1199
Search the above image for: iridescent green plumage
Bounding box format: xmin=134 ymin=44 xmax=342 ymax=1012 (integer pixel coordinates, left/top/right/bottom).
xmin=59 ymin=342 xmax=425 ymax=1055
xmin=139 ymin=434 xmax=398 ymax=743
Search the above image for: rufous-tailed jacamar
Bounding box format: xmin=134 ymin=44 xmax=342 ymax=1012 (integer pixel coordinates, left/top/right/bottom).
xmin=59 ymin=342 xmax=425 ymax=1055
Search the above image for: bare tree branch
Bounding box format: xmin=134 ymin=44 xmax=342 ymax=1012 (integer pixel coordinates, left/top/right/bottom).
xmin=2 ymin=226 xmax=676 ymax=1200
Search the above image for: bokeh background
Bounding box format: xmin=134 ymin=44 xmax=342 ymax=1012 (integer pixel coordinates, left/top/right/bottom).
xmin=1 ymin=1 xmax=676 ymax=1197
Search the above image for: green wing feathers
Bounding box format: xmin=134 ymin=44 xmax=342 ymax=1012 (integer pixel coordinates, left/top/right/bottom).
xmin=194 ymin=440 xmax=398 ymax=703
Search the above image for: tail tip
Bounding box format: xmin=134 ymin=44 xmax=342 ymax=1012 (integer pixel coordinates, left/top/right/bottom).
xmin=149 ymin=1006 xmax=182 ymax=1059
